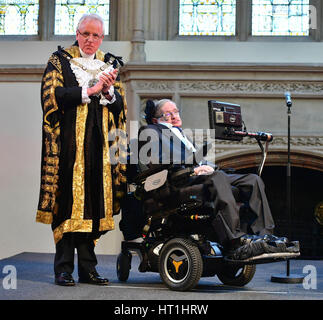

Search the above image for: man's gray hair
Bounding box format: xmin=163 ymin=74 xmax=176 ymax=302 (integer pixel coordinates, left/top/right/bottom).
xmin=154 ymin=99 xmax=177 ymax=118
xmin=77 ymin=13 xmax=105 ymax=34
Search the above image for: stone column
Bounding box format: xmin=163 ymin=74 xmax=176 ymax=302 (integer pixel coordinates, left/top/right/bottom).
xmin=130 ymin=0 xmax=146 ymax=62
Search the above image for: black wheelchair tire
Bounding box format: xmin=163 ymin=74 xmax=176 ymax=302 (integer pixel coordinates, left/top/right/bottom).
xmin=216 ymin=264 xmax=256 ymax=286
xmin=158 ymin=238 xmax=203 ymax=291
xmin=117 ymin=251 xmax=132 ymax=282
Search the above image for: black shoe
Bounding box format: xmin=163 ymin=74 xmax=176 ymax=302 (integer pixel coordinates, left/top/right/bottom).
xmin=225 ymin=239 xmax=300 ymax=263
xmin=239 ymin=234 xmax=263 ymax=246
xmin=55 ymin=272 xmax=75 ymax=286
xmin=262 ymin=234 xmax=289 ymax=243
xmin=262 ymin=235 xmax=300 ymax=253
xmin=262 ymin=239 xmax=300 ymax=253
xmin=79 ymin=272 xmax=109 ymax=285
xmin=225 ymin=240 xmax=266 ymax=261
xmin=240 ymin=234 xmax=288 ymax=245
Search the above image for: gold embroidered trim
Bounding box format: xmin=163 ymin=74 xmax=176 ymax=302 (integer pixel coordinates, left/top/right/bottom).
xmin=71 ymin=103 xmax=88 ymax=222
xmin=43 ymin=156 xmax=59 ymax=166
xmin=38 ymin=68 xmax=62 ymax=218
xmin=42 ymin=71 xmax=63 ymax=128
xmin=108 ymin=79 xmax=128 ymax=215
xmin=36 ymin=210 xmax=53 ymax=224
xmin=63 ymin=46 xmax=81 ymax=59
xmin=48 ymin=54 xmax=62 ymax=73
xmin=101 ymin=107 xmax=115 ymax=232
xmin=96 ymin=49 xmax=105 ymax=61
xmin=53 ymin=219 xmax=93 ymax=244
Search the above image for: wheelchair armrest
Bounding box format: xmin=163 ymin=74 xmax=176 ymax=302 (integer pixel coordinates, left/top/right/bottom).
xmin=134 ymin=164 xmax=173 ymax=184
xmin=169 ymin=167 xmax=194 ymax=185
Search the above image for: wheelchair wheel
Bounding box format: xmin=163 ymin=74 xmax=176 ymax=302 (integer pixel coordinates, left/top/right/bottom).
xmin=117 ymin=251 xmax=132 ymax=282
xmin=158 ymin=238 xmax=203 ymax=291
xmin=217 ymin=264 xmax=256 ymax=287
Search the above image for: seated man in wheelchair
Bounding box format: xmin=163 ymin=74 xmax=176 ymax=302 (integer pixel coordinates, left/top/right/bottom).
xmin=120 ymin=99 xmax=300 ymax=262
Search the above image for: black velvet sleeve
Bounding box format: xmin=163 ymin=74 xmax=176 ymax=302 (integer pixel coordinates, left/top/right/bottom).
xmin=108 ymin=89 xmax=124 ymax=127
xmin=55 ymin=86 xmax=82 ymax=110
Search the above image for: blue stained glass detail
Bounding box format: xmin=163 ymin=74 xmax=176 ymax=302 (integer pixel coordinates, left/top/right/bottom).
xmin=252 ymin=0 xmax=310 ymax=36
xmin=179 ymin=0 xmax=236 ymax=36
xmin=55 ymin=0 xmax=110 ymax=35
xmin=0 ymin=0 xmax=39 ymax=35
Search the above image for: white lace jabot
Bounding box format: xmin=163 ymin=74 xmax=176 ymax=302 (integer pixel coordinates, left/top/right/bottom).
xmin=70 ymin=56 xmax=116 ymax=105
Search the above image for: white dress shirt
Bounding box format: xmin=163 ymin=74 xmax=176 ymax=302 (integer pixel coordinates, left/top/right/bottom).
xmin=158 ymin=121 xmax=197 ymax=153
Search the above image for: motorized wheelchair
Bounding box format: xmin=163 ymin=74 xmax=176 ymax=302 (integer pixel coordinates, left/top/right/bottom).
xmin=116 ymin=100 xmax=300 ymax=292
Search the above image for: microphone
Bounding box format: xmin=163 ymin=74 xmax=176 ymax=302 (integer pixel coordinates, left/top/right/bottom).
xmin=285 ymin=92 xmax=292 ymax=107
xmin=256 ymin=131 xmax=273 ymax=142
xmin=231 ymin=130 xmax=273 ymax=142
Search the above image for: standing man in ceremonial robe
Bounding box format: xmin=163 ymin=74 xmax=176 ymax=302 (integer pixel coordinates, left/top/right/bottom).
xmin=36 ymin=14 xmax=127 ymax=286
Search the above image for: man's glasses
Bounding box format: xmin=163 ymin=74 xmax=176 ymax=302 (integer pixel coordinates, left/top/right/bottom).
xmin=77 ymin=30 xmax=104 ymax=41
xmin=159 ymin=111 xmax=180 ymax=120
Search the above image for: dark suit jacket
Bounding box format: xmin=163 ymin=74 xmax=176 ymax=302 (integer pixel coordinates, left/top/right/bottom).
xmin=137 ymin=123 xmax=214 ymax=171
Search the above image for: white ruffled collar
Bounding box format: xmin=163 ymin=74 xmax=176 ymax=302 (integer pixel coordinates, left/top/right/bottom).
xmin=69 ymin=49 xmax=115 ymax=105
xmin=70 ymin=57 xmax=108 ymax=88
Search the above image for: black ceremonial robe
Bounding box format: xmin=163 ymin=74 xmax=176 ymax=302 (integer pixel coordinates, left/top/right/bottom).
xmin=36 ymin=44 xmax=127 ymax=244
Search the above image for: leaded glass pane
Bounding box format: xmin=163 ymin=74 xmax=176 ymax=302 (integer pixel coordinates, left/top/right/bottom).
xmin=179 ymin=0 xmax=236 ymax=36
xmin=252 ymin=0 xmax=310 ymax=36
xmin=0 ymin=0 xmax=39 ymax=35
xmin=55 ymin=0 xmax=110 ymax=35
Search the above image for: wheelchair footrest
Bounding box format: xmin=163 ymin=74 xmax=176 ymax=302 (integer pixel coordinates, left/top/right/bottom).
xmin=224 ymin=252 xmax=300 ymax=265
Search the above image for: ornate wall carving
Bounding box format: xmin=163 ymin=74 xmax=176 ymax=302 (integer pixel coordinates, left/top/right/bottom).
xmin=129 ymin=78 xmax=323 ymax=97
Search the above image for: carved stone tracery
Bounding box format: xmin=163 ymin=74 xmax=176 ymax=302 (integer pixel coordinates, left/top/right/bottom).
xmin=131 ymin=79 xmax=323 ymax=96
xmin=178 ymin=80 xmax=323 ymax=95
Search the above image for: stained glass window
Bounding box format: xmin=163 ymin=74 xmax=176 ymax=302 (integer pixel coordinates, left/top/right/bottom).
xmin=55 ymin=0 xmax=110 ymax=35
xmin=252 ymin=0 xmax=310 ymax=36
xmin=0 ymin=0 xmax=39 ymax=35
xmin=179 ymin=0 xmax=236 ymax=36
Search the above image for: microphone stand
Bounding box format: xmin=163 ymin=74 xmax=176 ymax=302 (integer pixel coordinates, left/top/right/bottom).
xmin=271 ymin=93 xmax=304 ymax=284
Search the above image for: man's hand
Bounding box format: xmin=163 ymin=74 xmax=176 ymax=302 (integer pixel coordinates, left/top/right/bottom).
xmin=87 ymin=79 xmax=104 ymax=97
xmin=86 ymin=69 xmax=118 ymax=97
xmin=194 ymin=165 xmax=214 ymax=176
xmin=101 ymin=69 xmax=118 ymax=94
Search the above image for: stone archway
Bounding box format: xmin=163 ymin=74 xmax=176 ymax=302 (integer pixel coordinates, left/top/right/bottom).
xmin=215 ymin=148 xmax=323 ymax=173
